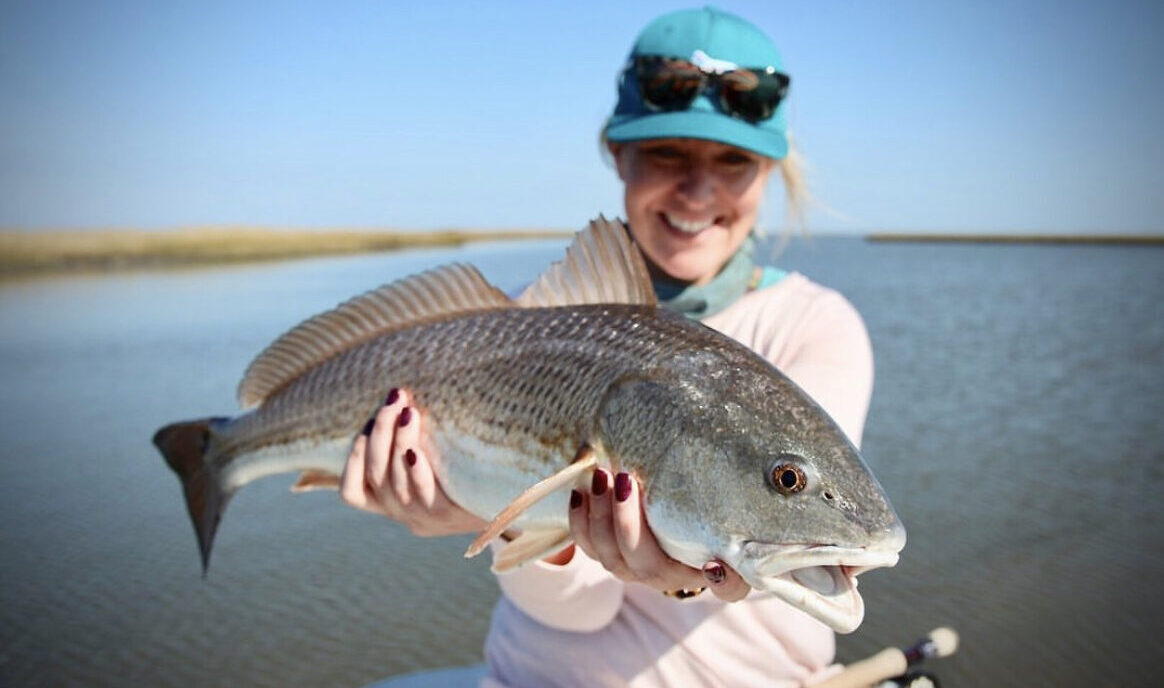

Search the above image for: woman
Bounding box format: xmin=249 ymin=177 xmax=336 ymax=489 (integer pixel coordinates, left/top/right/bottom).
xmin=342 ymin=7 xmax=873 ymax=687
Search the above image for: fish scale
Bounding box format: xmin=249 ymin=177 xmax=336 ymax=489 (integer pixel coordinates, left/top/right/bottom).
xmin=212 ymin=304 xmax=687 ymax=498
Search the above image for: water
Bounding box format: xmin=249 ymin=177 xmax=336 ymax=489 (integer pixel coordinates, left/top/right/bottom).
xmin=0 ymin=238 xmax=1160 ymax=687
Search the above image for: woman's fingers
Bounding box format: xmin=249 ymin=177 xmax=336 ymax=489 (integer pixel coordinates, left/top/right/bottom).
xmin=408 ymin=443 xmax=439 ymax=510
xmin=610 ymin=472 xmax=706 ymax=591
xmin=390 ymin=403 xmax=420 ymax=506
xmin=365 ymin=388 xmax=406 ymax=492
xmin=568 ymin=468 xmax=751 ymax=599
xmin=340 ymin=433 xmax=394 ymax=517
xmin=338 ymin=388 xmax=488 ymax=537
xmin=340 ymin=434 xmax=372 ymax=509
xmin=568 ymin=488 xmax=594 ymax=558
xmin=585 ymin=469 xmax=632 ymax=579
xmin=610 ymin=472 xmax=643 ymax=549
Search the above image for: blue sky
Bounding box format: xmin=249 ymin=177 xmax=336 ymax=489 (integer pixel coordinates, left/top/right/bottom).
xmin=2 ymin=0 xmax=1161 ymax=234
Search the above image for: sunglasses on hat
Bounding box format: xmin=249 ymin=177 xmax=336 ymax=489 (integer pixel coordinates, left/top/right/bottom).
xmin=633 ymin=56 xmax=790 ymax=123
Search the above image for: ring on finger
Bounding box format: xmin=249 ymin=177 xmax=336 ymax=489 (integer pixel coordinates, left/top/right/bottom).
xmin=662 ymin=587 xmax=707 ymax=599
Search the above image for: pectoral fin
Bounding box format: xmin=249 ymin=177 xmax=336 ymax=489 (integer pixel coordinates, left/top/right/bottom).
xmin=290 ymin=470 xmax=341 ymax=493
xmin=464 ymin=445 xmax=597 ymax=558
xmin=492 ymin=529 xmax=573 ymax=572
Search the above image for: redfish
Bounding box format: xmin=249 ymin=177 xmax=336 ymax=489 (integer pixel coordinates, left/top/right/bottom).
xmin=154 ymin=217 xmax=904 ymax=633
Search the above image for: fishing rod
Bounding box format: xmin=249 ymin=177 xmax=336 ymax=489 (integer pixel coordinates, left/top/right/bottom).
xmin=811 ymin=627 xmax=959 ymax=688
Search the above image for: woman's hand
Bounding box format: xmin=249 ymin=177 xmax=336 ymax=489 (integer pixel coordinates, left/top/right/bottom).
xmin=340 ymin=388 xmax=488 ymax=537
xmin=568 ymin=468 xmax=750 ymax=602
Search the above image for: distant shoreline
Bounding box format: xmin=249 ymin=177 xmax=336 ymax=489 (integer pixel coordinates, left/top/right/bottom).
xmin=866 ymin=233 xmax=1163 ymax=245
xmin=5 ymin=228 xmax=1159 ymax=279
xmin=0 ymin=227 xmax=571 ymax=278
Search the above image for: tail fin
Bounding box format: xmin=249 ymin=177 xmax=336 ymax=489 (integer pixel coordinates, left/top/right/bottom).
xmin=153 ymin=418 xmax=232 ymax=574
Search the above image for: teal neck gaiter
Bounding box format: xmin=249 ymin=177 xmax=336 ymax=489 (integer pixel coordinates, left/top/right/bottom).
xmin=651 ymin=236 xmax=757 ymax=320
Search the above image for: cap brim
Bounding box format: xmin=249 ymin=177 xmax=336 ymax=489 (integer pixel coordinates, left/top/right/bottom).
xmin=605 ymin=110 xmax=788 ymax=160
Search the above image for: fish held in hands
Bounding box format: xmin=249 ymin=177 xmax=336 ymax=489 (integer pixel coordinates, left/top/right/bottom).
xmin=153 ymin=216 xmax=905 ymax=633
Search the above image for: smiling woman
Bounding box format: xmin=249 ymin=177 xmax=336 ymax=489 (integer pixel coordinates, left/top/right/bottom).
xmin=345 ymin=6 xmax=885 ymax=688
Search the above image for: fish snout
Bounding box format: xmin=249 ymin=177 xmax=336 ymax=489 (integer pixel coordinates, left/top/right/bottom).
xmin=855 ymin=494 xmax=906 ymax=556
xmin=817 ymin=469 xmax=906 ymax=552
xmin=876 ymin=517 xmax=908 ymax=554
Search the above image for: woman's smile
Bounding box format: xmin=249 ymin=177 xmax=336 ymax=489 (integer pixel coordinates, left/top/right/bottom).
xmin=660 ymin=212 xmax=723 ymax=235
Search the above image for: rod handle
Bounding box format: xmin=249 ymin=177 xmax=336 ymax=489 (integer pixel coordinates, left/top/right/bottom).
xmin=811 ymin=648 xmax=907 ymax=688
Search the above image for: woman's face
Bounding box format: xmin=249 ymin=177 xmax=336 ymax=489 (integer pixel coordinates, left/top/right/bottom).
xmin=613 ymin=138 xmax=774 ymax=285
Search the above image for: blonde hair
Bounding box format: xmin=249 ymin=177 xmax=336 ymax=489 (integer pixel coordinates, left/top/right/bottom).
xmin=764 ymin=141 xmax=810 ymax=253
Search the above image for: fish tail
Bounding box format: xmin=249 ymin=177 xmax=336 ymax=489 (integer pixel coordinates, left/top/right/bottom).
xmin=153 ymin=418 xmax=232 ymax=575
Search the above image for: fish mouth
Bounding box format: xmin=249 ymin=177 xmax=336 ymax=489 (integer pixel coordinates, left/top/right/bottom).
xmin=740 ymin=542 xmax=901 ymax=634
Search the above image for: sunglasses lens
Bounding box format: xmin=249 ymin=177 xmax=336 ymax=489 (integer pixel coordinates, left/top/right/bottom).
xmin=633 ymin=57 xmax=790 ymax=122
xmin=636 ymin=58 xmax=704 ymax=111
xmin=719 ymin=70 xmax=789 ymax=122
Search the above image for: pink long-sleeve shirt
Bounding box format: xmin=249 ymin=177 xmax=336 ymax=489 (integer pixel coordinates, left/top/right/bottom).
xmin=482 ymin=273 xmax=875 ymax=688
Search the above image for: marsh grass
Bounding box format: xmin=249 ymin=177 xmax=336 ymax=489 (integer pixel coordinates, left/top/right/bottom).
xmin=0 ymin=227 xmax=570 ymax=276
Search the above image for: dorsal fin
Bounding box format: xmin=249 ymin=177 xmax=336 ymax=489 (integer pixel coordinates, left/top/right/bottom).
xmin=237 ymin=263 xmax=510 ymax=408
xmin=516 ymin=216 xmax=656 ymax=308
xmin=237 ymin=216 xmax=655 ymax=408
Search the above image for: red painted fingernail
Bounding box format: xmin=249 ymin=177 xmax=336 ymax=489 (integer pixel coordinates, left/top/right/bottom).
xmin=591 ymin=469 xmax=608 ymax=496
xmin=614 ymin=472 xmax=632 ymax=502
xmin=361 ymin=417 xmax=375 ymax=436
xmin=703 ymin=562 xmax=727 ymax=585
xmin=397 ymin=407 xmax=412 ymax=427
xmin=404 ymin=449 xmax=417 ymax=467
xmin=570 ymin=489 xmax=583 ymax=509
xmin=385 ymin=388 xmax=399 ymax=405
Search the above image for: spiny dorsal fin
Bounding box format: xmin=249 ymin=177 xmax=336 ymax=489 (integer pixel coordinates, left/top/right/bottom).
xmin=237 ymin=263 xmax=510 ymax=408
xmin=516 ymin=216 xmax=656 ymax=308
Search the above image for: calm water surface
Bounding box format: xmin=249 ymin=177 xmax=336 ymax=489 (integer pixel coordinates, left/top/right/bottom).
xmin=0 ymin=238 xmax=1160 ymax=687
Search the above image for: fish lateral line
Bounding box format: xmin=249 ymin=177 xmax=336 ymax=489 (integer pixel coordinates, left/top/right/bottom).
xmin=465 ymin=445 xmax=598 ymax=560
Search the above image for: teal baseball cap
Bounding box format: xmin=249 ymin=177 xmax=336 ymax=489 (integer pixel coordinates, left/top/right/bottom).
xmin=604 ymin=6 xmax=790 ymax=159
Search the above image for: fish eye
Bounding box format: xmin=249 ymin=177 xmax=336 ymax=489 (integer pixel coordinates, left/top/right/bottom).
xmin=768 ymin=458 xmax=807 ymax=496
